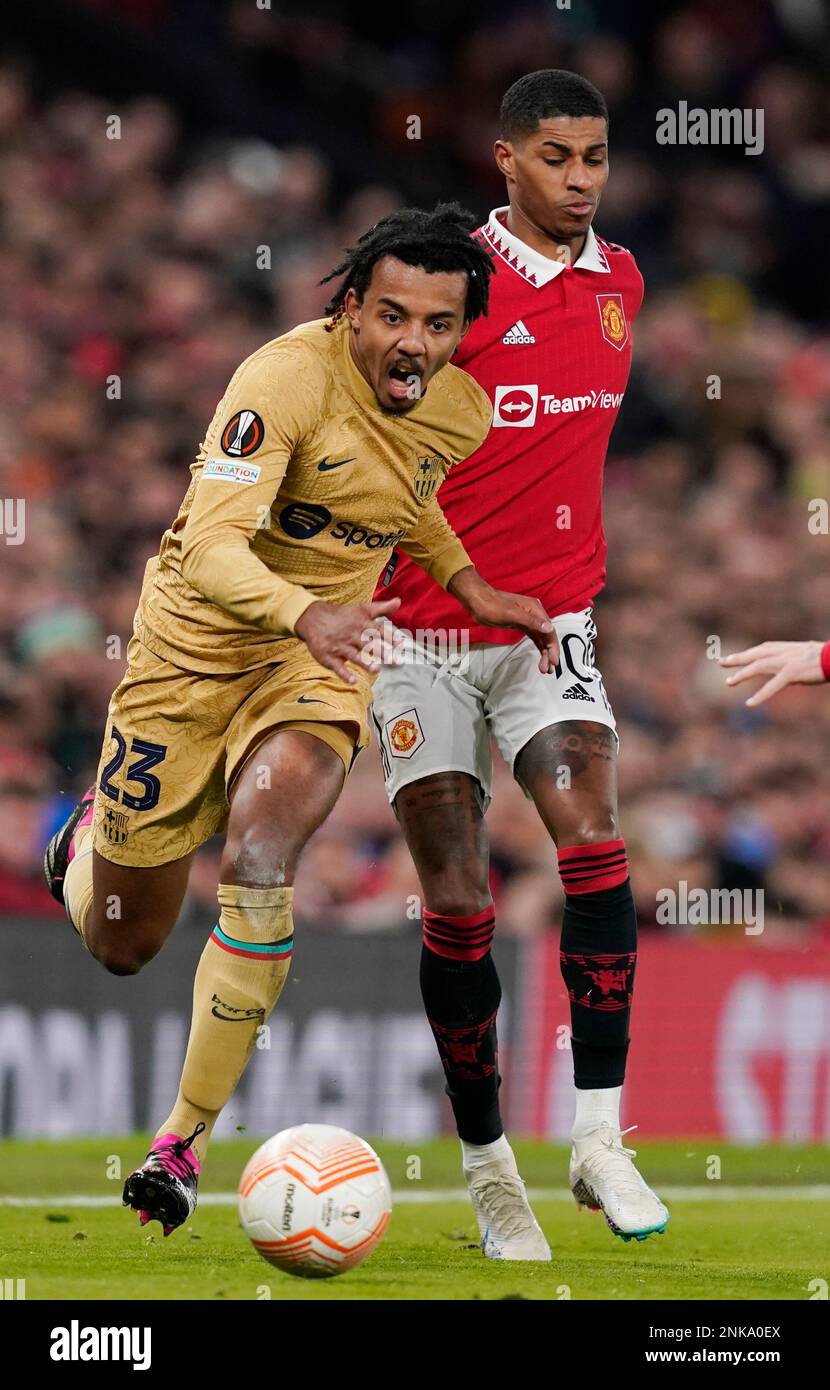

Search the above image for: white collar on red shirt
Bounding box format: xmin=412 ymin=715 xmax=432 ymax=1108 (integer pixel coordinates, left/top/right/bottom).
xmin=482 ymin=206 xmax=611 ymax=287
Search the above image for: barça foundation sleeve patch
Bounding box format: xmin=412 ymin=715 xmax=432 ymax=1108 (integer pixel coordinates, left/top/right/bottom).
xmin=202 ymin=460 xmax=262 ymax=485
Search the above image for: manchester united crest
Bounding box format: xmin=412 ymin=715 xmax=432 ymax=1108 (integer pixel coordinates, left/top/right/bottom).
xmin=596 ymin=293 xmax=628 ymax=351
xmin=386 ymin=708 xmax=424 ymax=759
xmin=414 ymin=455 xmax=443 ymax=502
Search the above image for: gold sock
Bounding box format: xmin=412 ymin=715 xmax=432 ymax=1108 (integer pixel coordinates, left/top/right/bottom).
xmin=62 ymin=826 xmax=94 ymax=948
xmin=156 ymin=883 xmax=294 ymax=1164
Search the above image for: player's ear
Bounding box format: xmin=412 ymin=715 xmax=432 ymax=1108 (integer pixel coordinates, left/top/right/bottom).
xmin=493 ymin=138 xmax=514 ymax=181
xmin=344 ymin=286 xmax=362 ymax=332
xmin=457 ymin=318 xmax=472 ymax=342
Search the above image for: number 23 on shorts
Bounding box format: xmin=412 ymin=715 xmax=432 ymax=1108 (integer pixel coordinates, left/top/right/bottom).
xmin=100 ymin=724 xmax=168 ymax=811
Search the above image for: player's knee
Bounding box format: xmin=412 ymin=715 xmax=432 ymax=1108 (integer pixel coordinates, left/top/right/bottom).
xmin=221 ymin=826 xmax=296 ymax=890
xmin=421 ymin=866 xmax=490 ymax=918
xmin=102 ymin=954 xmax=142 ymax=978
xmin=87 ymin=921 xmax=163 ymax=976
xmin=94 ymin=940 xmax=149 ymax=976
xmin=562 ymin=815 xmax=620 ymax=847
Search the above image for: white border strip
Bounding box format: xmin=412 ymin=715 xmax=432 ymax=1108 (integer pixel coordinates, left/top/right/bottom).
xmin=2 ymin=1185 xmax=829 ymax=1207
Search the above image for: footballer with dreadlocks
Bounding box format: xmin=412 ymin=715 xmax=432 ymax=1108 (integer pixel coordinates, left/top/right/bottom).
xmin=43 ymin=203 xmax=558 ymax=1237
xmin=372 ymin=71 xmax=670 ymax=1255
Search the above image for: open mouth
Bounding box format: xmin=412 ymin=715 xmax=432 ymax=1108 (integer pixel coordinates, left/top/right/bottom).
xmin=386 ymin=364 xmax=421 ymax=401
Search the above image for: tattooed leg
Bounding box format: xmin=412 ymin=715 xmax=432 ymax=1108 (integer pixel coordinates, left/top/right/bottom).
xmin=516 ymin=722 xmax=636 ymax=1100
xmin=514 ymin=720 xmax=619 ymax=847
xmin=394 ymin=772 xmax=502 ymax=1142
xmin=394 ymin=771 xmax=490 ymax=916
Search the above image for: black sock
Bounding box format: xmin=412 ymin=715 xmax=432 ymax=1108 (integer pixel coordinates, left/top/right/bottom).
xmin=559 ymin=878 xmax=637 ymax=1089
xmin=420 ymin=944 xmax=503 ymax=1144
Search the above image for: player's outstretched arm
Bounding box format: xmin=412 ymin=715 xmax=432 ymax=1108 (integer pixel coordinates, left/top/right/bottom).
xmin=448 ymin=566 xmax=559 ymax=674
xmin=720 ymin=639 xmax=830 ymax=706
xmin=294 ymin=598 xmax=402 ymax=685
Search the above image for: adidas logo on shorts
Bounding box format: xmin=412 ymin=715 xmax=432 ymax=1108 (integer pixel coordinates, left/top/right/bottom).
xmin=562 ymin=682 xmax=595 ymax=702
xmin=502 ymin=319 xmax=536 ymax=345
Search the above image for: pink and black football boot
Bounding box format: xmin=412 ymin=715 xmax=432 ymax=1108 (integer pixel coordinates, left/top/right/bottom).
xmin=123 ymin=1123 xmax=206 ymax=1236
xmin=43 ymin=784 xmax=97 ymax=908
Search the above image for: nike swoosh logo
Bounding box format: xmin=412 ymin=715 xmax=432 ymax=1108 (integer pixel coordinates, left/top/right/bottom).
xmin=318 ymin=456 xmax=356 ymax=471
xmin=298 ymin=695 xmax=334 ymax=706
xmin=211 ymin=1005 xmax=265 ymax=1022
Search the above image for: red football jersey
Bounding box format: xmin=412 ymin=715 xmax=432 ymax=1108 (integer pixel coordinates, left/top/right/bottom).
xmin=376 ymin=207 xmax=644 ymax=644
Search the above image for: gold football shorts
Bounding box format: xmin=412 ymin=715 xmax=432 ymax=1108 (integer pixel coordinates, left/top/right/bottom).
xmin=91 ymin=635 xmax=371 ymax=867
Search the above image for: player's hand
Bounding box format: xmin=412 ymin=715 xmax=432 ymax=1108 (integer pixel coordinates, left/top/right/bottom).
xmin=294 ymin=598 xmax=403 ymax=685
xmin=476 ymin=590 xmax=560 ymax=672
xmin=448 ymin=568 xmax=559 ymax=673
xmin=719 ymin=640 xmax=826 ymax=706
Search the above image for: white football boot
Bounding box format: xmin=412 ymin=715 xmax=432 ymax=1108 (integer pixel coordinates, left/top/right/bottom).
xmin=465 ymin=1157 xmax=552 ymax=1261
xmin=569 ymin=1122 xmax=669 ymax=1242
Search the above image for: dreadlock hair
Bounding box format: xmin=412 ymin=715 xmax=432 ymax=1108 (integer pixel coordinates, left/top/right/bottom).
xmin=500 ymin=69 xmax=608 ymax=142
xmin=320 ymin=202 xmax=494 ymax=330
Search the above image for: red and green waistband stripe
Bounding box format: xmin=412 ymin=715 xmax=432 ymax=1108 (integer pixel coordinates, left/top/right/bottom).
xmin=210 ymin=923 xmax=294 ymax=960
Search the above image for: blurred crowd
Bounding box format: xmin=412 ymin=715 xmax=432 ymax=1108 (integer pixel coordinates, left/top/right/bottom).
xmin=2 ymin=1 xmax=830 ymax=937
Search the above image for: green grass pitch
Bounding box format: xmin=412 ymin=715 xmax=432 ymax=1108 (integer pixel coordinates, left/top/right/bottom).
xmin=1 ymin=1138 xmax=827 ymax=1300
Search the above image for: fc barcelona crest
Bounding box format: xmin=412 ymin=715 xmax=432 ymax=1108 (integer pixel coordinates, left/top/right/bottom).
xmin=101 ymin=804 xmax=130 ymax=846
xmin=414 ymin=455 xmax=443 ymax=501
xmin=596 ymin=293 xmax=628 ymax=351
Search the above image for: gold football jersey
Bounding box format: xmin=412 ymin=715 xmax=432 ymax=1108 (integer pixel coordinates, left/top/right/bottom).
xmin=134 ymin=314 xmax=492 ymax=672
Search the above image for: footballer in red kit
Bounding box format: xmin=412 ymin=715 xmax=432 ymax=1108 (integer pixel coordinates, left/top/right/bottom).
xmin=380 ymin=203 xmax=643 ymax=644
xmin=372 ymin=70 xmax=669 ymax=1258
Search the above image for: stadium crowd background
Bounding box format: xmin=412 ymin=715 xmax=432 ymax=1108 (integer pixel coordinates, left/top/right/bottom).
xmin=2 ymin=0 xmax=830 ymax=937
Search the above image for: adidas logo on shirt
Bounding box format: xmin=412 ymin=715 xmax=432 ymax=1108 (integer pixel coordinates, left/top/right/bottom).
xmin=562 ymin=682 xmax=595 ymax=702
xmin=502 ymin=319 xmax=536 ymax=345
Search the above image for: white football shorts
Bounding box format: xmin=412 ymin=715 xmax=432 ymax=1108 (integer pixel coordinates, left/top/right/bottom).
xmin=371 ymin=607 xmax=617 ymax=809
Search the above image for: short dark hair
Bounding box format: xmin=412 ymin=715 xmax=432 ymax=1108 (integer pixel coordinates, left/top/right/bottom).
xmin=500 ymin=69 xmax=608 ymax=142
xmin=320 ymin=202 xmax=494 ymax=326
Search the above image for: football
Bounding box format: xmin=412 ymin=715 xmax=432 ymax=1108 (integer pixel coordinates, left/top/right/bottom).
xmin=238 ymin=1123 xmax=393 ymax=1278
